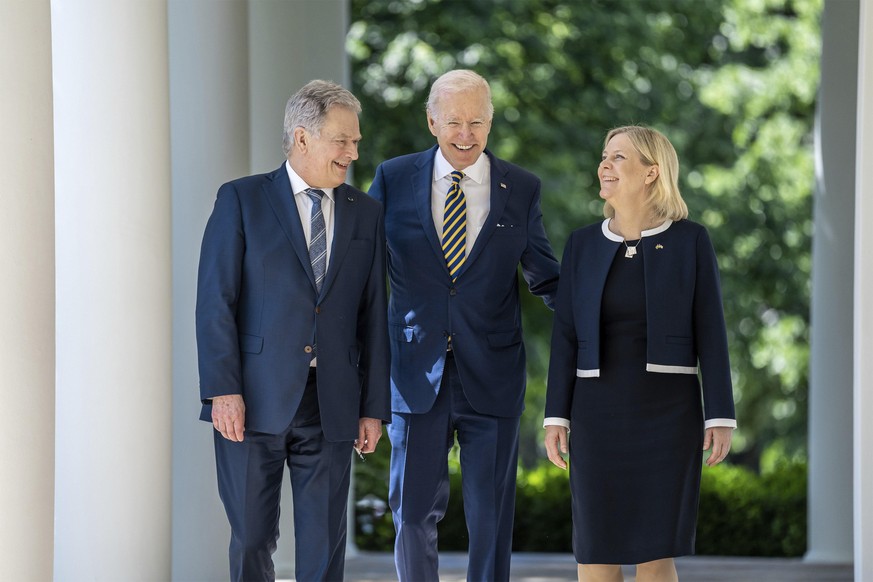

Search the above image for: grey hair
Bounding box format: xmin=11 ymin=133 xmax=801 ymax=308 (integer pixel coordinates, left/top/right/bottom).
xmin=282 ymin=80 xmax=361 ymax=156
xmin=426 ymin=69 xmax=494 ymax=120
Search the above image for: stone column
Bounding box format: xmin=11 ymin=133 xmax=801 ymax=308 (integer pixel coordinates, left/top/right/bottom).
xmin=168 ymin=1 xmax=251 ymax=579
xmin=807 ymin=0 xmax=857 ymax=564
xmin=854 ymin=1 xmax=873 ymax=578
xmin=52 ymin=1 xmax=173 ymax=578
xmin=0 ymin=1 xmax=56 ymax=579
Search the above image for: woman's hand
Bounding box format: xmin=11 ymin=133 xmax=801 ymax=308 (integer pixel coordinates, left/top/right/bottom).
xmin=703 ymin=426 xmax=733 ymax=466
xmin=545 ymin=425 xmax=570 ymax=470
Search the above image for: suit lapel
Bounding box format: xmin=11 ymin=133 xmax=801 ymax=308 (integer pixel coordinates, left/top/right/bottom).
xmin=264 ymin=165 xmax=319 ymax=291
xmin=413 ymin=147 xmax=451 ymax=277
xmin=454 ymin=150 xmax=509 ymax=279
xmin=321 ymin=183 xmax=355 ymax=297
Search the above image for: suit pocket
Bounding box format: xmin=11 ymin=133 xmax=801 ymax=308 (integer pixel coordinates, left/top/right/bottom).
xmin=348 ymin=238 xmax=371 ymax=249
xmin=390 ymin=324 xmax=416 ymax=343
xmin=239 ymin=333 xmax=264 ymax=354
xmin=492 ymin=224 xmax=525 ymax=236
xmin=666 ymin=335 xmax=692 ymax=345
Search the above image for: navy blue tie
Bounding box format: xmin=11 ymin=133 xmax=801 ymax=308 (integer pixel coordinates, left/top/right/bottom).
xmin=306 ymin=189 xmax=326 ymax=292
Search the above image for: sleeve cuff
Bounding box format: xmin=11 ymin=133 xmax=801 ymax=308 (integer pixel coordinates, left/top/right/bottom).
xmin=705 ymin=418 xmax=737 ymax=429
xmin=544 ymin=417 xmax=571 ymax=429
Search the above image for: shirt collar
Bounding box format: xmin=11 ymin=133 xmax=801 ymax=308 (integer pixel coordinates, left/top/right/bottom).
xmin=285 ymin=160 xmax=335 ymax=202
xmin=433 ymin=148 xmax=488 ymax=185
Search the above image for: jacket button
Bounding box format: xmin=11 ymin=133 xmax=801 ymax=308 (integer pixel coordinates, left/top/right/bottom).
xmin=304 ymin=345 xmax=313 ymax=354
xmin=449 ymin=288 xmax=457 ymax=296
xmin=315 ymin=306 xmax=321 ymax=314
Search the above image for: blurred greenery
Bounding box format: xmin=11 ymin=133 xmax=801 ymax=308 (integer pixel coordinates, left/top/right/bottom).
xmin=348 ymin=0 xmax=821 ymax=555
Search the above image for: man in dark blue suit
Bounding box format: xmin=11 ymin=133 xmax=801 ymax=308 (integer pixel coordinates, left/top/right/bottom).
xmin=196 ymin=80 xmax=390 ymax=581
xmin=368 ymin=70 xmax=560 ymax=582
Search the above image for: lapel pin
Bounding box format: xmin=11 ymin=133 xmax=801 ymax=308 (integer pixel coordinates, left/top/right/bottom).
xmin=500 ymin=182 xmax=507 ymax=189
xmin=347 ymin=196 xmax=355 ymax=202
xmin=655 ymin=244 xmax=664 ymax=250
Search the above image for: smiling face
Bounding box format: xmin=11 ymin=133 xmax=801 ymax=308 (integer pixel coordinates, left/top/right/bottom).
xmin=598 ymin=132 xmax=659 ymax=212
xmin=291 ymin=105 xmax=361 ymax=189
xmin=427 ymin=88 xmax=492 ymax=171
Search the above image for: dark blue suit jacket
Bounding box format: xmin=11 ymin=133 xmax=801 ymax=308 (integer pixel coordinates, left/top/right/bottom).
xmin=546 ymin=219 xmax=736 ymax=423
xmin=196 ymin=165 xmax=390 ymax=440
xmin=368 ymin=146 xmax=559 ymax=418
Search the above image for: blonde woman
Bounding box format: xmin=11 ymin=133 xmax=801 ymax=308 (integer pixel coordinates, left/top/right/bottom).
xmin=544 ymin=126 xmax=736 ymax=582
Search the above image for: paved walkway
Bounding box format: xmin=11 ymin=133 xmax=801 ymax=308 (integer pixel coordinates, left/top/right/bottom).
xmin=340 ymin=552 xmax=854 ymax=582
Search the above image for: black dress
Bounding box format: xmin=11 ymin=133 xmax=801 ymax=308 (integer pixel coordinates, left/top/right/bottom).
xmin=568 ymin=241 xmax=704 ymax=564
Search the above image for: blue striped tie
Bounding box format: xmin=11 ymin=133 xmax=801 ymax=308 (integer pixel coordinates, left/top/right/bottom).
xmin=307 ymin=188 xmax=327 ymax=293
xmin=442 ymin=171 xmax=466 ymax=282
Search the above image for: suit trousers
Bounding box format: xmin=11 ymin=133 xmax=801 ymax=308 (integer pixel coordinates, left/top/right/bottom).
xmin=388 ymin=352 xmax=521 ymax=582
xmin=213 ymin=369 xmax=353 ymax=582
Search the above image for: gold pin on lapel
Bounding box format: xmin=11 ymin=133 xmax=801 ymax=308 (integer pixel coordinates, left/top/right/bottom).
xmin=655 ymin=244 xmax=664 ymax=250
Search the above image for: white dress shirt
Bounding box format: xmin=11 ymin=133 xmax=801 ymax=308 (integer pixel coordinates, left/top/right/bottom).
xmin=286 ymin=161 xmax=335 ymax=269
xmin=431 ymin=149 xmax=490 ymax=255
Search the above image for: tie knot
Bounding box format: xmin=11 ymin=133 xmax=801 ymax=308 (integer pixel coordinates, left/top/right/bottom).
xmin=306 ymin=188 xmax=325 ymax=204
xmin=450 ymin=171 xmax=464 ymax=185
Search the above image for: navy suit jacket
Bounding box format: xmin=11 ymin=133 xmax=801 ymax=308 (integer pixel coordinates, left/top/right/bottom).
xmin=546 ymin=219 xmax=736 ymax=423
xmin=196 ymin=164 xmax=390 ymax=440
xmin=368 ymin=146 xmax=559 ymax=418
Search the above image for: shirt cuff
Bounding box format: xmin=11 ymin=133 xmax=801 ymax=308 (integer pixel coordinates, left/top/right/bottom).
xmin=543 ymin=417 xmax=571 ymax=429
xmin=705 ymin=418 xmax=737 ymax=429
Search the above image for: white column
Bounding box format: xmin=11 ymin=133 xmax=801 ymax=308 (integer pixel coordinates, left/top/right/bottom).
xmin=52 ymin=1 xmax=173 ymax=579
xmin=0 ymin=1 xmax=55 ymax=579
xmin=168 ymin=1 xmax=251 ymax=580
xmin=807 ymin=0 xmax=857 ymax=563
xmin=854 ymin=0 xmax=873 ymax=577
xmin=248 ymin=0 xmax=351 ymax=170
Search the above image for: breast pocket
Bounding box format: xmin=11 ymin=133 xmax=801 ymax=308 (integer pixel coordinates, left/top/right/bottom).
xmin=492 ymin=223 xmax=526 ymax=236
xmin=348 ymin=238 xmax=371 ymax=251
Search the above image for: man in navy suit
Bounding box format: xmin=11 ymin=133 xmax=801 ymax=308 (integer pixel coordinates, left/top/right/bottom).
xmin=368 ymin=70 xmax=560 ymax=582
xmin=196 ymin=80 xmax=390 ymax=581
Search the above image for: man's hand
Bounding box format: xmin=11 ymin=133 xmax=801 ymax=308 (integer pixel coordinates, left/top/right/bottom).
xmin=212 ymin=394 xmax=246 ymax=442
xmin=355 ymin=417 xmax=383 ymax=455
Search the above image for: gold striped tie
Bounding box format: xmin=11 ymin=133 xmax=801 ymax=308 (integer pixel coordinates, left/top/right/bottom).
xmin=442 ymin=171 xmax=466 ymax=282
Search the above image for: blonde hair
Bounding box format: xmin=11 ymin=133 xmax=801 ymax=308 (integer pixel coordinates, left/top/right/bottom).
xmin=602 ymin=125 xmax=688 ymax=221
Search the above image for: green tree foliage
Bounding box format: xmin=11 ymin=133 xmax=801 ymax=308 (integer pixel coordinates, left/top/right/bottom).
xmin=348 ymin=0 xmax=821 ymax=468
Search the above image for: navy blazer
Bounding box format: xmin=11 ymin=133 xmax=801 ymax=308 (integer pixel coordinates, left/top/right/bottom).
xmin=546 ymin=219 xmax=735 ymax=423
xmin=196 ymin=165 xmax=390 ymax=440
xmin=368 ymin=146 xmax=559 ymax=417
